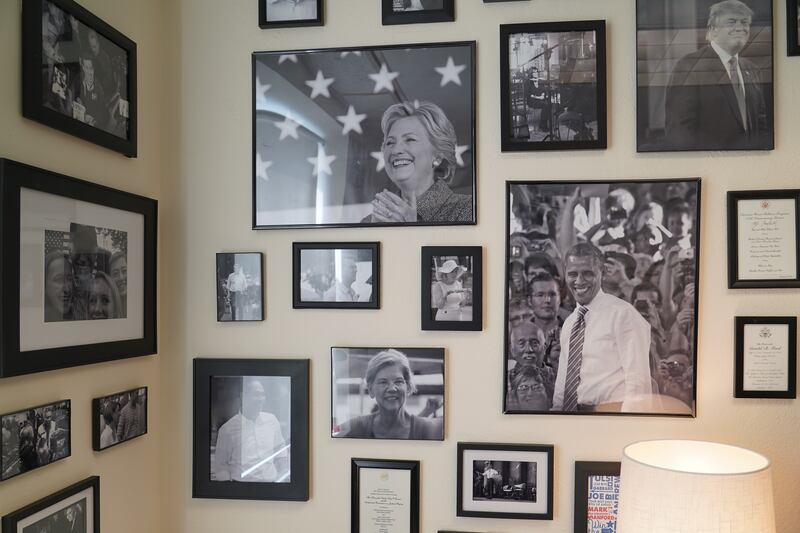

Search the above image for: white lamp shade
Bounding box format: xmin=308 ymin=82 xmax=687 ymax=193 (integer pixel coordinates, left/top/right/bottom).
xmin=617 ymin=440 xmax=775 ymax=533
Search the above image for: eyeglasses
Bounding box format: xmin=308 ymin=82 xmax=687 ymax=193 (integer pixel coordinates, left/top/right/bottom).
xmin=517 ymin=383 xmax=545 ymax=392
xmin=374 ymin=378 xmax=407 ymax=389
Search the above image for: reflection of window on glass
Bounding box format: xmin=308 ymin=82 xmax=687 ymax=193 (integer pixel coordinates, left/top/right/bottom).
xmin=266 ymin=0 xmax=317 ymax=21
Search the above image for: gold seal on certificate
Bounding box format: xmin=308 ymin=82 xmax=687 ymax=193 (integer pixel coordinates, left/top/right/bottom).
xmin=352 ymin=459 xmax=419 ymax=533
xmin=735 ymin=317 xmax=797 ymax=399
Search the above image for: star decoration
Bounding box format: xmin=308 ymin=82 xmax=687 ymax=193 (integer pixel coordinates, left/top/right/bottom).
xmin=368 ymin=63 xmax=399 ymax=93
xmin=340 ymin=51 xmax=362 ymax=58
xmin=435 ymin=56 xmax=466 ymax=87
xmin=254 ymin=77 xmax=271 ymax=102
xmin=455 ymin=144 xmax=470 ymax=167
xmin=307 ymin=144 xmax=336 ymax=177
xmin=370 ymin=151 xmax=386 ymax=172
xmin=274 ymin=116 xmax=300 ymax=141
xmin=255 ymin=153 xmax=273 ymax=181
xmin=337 ymin=105 xmax=367 ymax=135
xmin=305 ymin=70 xmax=335 ymax=99
xmin=278 ymin=54 xmax=298 ymax=64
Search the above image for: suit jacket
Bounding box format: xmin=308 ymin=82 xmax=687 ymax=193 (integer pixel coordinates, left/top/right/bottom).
xmin=664 ymin=45 xmax=771 ymax=150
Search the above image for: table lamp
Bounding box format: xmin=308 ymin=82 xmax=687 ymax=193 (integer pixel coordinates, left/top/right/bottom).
xmin=617 ymin=439 xmax=775 ymax=533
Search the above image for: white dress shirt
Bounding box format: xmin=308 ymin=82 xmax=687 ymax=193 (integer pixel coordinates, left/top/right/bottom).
xmin=212 ymin=412 xmax=287 ymax=482
xmin=710 ymin=41 xmax=746 ymax=97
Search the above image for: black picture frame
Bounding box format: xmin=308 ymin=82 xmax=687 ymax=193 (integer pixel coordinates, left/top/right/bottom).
xmin=457 ymin=442 xmax=554 ymax=520
xmin=22 ymin=0 xmax=138 ymax=157
xmin=1 ymin=399 xmax=71 ymax=482
xmin=216 ymin=252 xmax=265 ymax=322
xmin=734 ymin=316 xmax=797 ymax=399
xmin=252 ymin=41 xmax=477 ymax=230
xmin=293 ymin=242 xmax=380 ymax=309
xmin=1 ymin=476 xmax=99 ymax=533
xmin=0 ymin=159 xmax=157 ymax=378
xmin=192 ymin=357 xmax=310 ymax=501
xmin=91 ymin=386 xmax=148 ymax=451
xmin=573 ymin=461 xmax=621 ymax=533
xmin=788 ymin=0 xmax=799 ymax=56
xmin=421 ymin=246 xmax=482 ymax=331
xmin=500 ymin=20 xmax=607 ymax=152
xmin=351 ymin=458 xmax=420 ymax=533
xmin=727 ymin=189 xmax=800 ymax=288
xmin=258 ymin=0 xmax=323 ymax=29
xmin=381 ymin=0 xmax=455 ymax=25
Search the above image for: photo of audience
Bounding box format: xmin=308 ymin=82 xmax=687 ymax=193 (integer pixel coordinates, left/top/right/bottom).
xmin=93 ymin=387 xmax=147 ymax=451
xmin=1 ymin=401 xmax=71 ymax=481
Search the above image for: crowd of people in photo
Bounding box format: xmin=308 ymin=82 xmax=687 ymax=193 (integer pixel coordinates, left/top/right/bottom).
xmin=2 ymin=403 xmax=70 ymax=481
xmin=22 ymin=500 xmax=85 ymax=533
xmin=96 ymin=389 xmax=146 ymax=450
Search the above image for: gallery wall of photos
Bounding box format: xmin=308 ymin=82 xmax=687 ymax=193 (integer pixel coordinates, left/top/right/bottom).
xmin=1 ymin=0 xmax=799 ymax=532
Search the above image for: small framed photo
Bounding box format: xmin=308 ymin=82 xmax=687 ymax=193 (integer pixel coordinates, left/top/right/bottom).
xmin=1 ymin=400 xmax=71 ymax=482
xmin=1 ymin=476 xmax=99 ymax=533
xmin=573 ymin=461 xmax=621 ymax=533
xmin=293 ymin=243 xmax=379 ymax=309
xmin=727 ymin=190 xmax=800 ymax=288
xmin=351 ymin=458 xmax=420 ymax=533
xmin=789 ymin=0 xmax=800 ymax=55
xmin=457 ymin=442 xmax=554 ymax=520
xmin=22 ymin=0 xmax=137 ymax=157
xmin=500 ymin=21 xmax=607 ymax=152
xmin=421 ymin=246 xmax=482 ymax=331
xmin=382 ymin=0 xmax=455 ymax=25
xmin=331 ymin=347 xmax=444 ymax=441
xmin=216 ymin=252 xmax=264 ymax=321
xmin=92 ymin=386 xmax=147 ymax=451
xmin=0 ymin=159 xmax=157 ymax=378
xmin=735 ymin=316 xmax=797 ymax=399
xmin=258 ymin=0 xmax=323 ymax=29
xmin=193 ymin=358 xmax=309 ymax=501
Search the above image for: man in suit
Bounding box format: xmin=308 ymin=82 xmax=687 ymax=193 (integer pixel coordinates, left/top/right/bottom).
xmin=665 ymin=0 xmax=770 ymax=150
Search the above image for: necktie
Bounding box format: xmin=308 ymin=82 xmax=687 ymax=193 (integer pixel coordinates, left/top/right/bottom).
xmin=563 ymin=305 xmax=588 ymax=411
xmin=728 ymin=57 xmax=748 ymax=132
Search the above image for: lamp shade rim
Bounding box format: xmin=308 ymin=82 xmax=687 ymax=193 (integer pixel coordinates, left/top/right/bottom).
xmin=622 ymin=439 xmax=771 ymax=476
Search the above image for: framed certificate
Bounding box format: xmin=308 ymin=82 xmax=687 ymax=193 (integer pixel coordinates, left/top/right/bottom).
xmin=728 ymin=190 xmax=800 ymax=288
xmin=735 ymin=316 xmax=797 ymax=399
xmin=351 ymin=458 xmax=419 ymax=533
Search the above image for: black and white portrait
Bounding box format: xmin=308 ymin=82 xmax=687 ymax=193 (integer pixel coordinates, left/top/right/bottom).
xmin=1 ymin=401 xmax=70 ymax=482
xmin=21 ymin=500 xmax=86 ymax=533
xmin=210 ymin=376 xmax=291 ymax=483
xmin=293 ymin=243 xmax=379 ymax=309
xmin=472 ymin=460 xmax=537 ymax=502
xmin=92 ymin=387 xmax=147 ymax=451
xmin=253 ymin=42 xmax=475 ymax=228
xmin=501 ymin=22 xmax=607 ymax=151
xmin=216 ymin=253 xmax=263 ymax=322
xmin=505 ymin=180 xmax=700 ymax=416
xmin=636 ymin=0 xmax=774 ymax=151
xmin=264 ymin=0 xmax=318 ymax=21
xmin=331 ymin=347 xmax=444 ymax=441
xmin=421 ymin=246 xmax=482 ymax=330
xmin=392 ymin=0 xmax=444 ymax=11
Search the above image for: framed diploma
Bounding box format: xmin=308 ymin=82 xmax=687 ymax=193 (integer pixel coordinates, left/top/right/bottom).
xmin=351 ymin=458 xmax=420 ymax=533
xmin=727 ymin=190 xmax=800 ymax=288
xmin=735 ymin=317 xmax=797 ymax=399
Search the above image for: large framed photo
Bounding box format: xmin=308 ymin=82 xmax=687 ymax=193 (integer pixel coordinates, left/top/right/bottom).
xmin=293 ymin=242 xmax=380 ymax=309
xmin=252 ymin=41 xmax=476 ymax=229
xmin=636 ymin=0 xmax=774 ymax=152
xmin=789 ymin=0 xmax=800 ymax=55
xmin=0 ymin=159 xmax=157 ymax=378
xmin=22 ymin=0 xmax=137 ymax=157
xmin=421 ymin=246 xmax=482 ymax=331
xmin=216 ymin=252 xmax=264 ymax=321
xmin=735 ymin=316 xmax=797 ymax=399
xmin=193 ymin=358 xmax=309 ymax=501
xmin=573 ymin=461 xmax=621 ymax=533
xmin=382 ymin=0 xmax=455 ymax=25
xmin=500 ymin=21 xmax=607 ymax=152
xmin=504 ymin=179 xmax=700 ymax=416
xmin=456 ymin=442 xmax=554 ymax=520
xmin=352 ymin=458 xmax=420 ymax=533
xmin=727 ymin=189 xmax=800 ymax=288
xmin=259 ymin=0 xmax=323 ymax=29
xmin=2 ymin=476 xmax=99 ymax=533
xmin=331 ymin=347 xmax=444 ymax=441
xmin=92 ymin=386 xmax=147 ymax=451
xmin=1 ymin=400 xmax=70 ymax=482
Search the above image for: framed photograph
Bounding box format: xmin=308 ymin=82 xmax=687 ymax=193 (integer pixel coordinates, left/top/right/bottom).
xmin=574 ymin=461 xmax=621 ymax=533
xmin=216 ymin=252 xmax=264 ymax=321
xmin=500 ymin=21 xmax=607 ymax=152
xmin=22 ymin=0 xmax=137 ymax=157
xmin=2 ymin=476 xmax=98 ymax=533
xmin=636 ymin=0 xmax=774 ymax=152
xmin=485 ymin=0 xmax=529 ymax=2
xmin=293 ymin=242 xmax=380 ymax=309
xmin=735 ymin=316 xmax=797 ymax=399
xmin=382 ymin=0 xmax=455 ymax=25
xmin=1 ymin=400 xmax=70 ymax=482
xmin=504 ymin=179 xmax=701 ymax=416
xmin=92 ymin=386 xmax=147 ymax=451
xmin=192 ymin=358 xmax=309 ymax=501
xmin=258 ymin=0 xmax=323 ymax=29
xmin=789 ymin=0 xmax=800 ymax=55
xmin=252 ymin=41 xmax=476 ymax=229
xmin=727 ymin=189 xmax=800 ymax=288
xmin=351 ymin=458 xmax=420 ymax=533
xmin=421 ymin=246 xmax=482 ymax=331
xmin=0 ymin=159 xmax=157 ymax=378
xmin=456 ymin=442 xmax=554 ymax=520
xmin=331 ymin=347 xmax=444 ymax=441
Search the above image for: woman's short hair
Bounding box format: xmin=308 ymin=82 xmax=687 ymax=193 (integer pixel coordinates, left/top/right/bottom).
xmin=364 ymin=349 xmax=417 ymax=394
xmin=381 ymin=101 xmax=458 ymax=182
xmin=90 ymin=271 xmax=123 ymax=319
